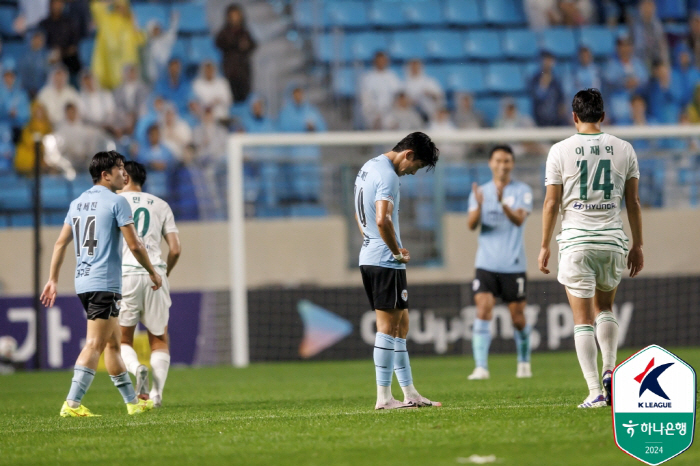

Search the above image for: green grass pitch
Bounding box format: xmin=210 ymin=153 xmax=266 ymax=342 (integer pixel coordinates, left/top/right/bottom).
xmin=2 ymin=348 xmax=698 ymax=466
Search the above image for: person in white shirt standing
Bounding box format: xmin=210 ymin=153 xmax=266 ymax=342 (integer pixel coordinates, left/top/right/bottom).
xmin=539 ymin=88 xmax=644 ymax=409
xmin=359 ymin=51 xmax=402 ymax=129
xmin=404 ymin=59 xmax=444 ymax=123
xmin=119 ymin=161 xmax=182 ymax=408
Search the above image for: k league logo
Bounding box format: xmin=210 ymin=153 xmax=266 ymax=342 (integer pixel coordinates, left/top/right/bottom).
xmin=612 ymin=345 xmax=697 ymax=465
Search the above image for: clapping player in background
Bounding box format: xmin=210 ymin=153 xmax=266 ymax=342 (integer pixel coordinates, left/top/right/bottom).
xmin=467 ymin=145 xmax=534 ymax=380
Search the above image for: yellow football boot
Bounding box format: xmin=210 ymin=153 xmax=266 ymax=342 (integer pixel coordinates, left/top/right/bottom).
xmin=127 ymin=398 xmax=154 ymax=415
xmin=59 ymin=401 xmax=101 ymax=417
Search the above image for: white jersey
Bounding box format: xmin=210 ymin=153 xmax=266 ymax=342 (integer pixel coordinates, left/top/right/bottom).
xmin=545 ymin=132 xmax=640 ymax=255
xmin=120 ymin=191 xmax=178 ymax=275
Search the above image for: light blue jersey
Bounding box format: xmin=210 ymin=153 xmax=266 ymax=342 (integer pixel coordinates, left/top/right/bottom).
xmin=355 ymin=155 xmax=404 ymax=269
xmin=64 ymin=185 xmax=134 ymax=294
xmin=469 ymin=180 xmax=533 ymax=273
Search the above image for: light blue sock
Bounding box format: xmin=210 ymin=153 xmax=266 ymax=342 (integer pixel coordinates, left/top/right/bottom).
xmin=393 ymin=337 xmax=413 ymax=387
xmin=514 ymin=325 xmax=532 ymax=363
xmin=472 ymin=318 xmax=492 ymax=369
xmin=374 ymin=333 xmax=395 ymax=387
xmin=110 ymin=372 xmax=137 ymax=404
xmin=67 ymin=365 xmax=96 ymax=404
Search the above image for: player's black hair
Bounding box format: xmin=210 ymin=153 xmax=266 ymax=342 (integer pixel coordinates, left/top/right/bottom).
xmin=89 ymin=151 xmax=126 ymax=184
xmin=572 ymin=88 xmax=605 ymax=123
xmin=392 ymin=132 xmax=439 ymax=172
xmin=124 ymin=161 xmax=147 ymax=187
xmin=489 ymin=145 xmax=514 ymax=160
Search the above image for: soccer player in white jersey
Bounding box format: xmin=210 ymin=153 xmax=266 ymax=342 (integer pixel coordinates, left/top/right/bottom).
xmin=354 ymin=132 xmax=441 ymax=410
xmin=539 ymin=89 xmax=644 ymax=408
xmin=118 ymin=161 xmax=181 ymax=408
xmin=467 ymin=145 xmax=534 ymax=380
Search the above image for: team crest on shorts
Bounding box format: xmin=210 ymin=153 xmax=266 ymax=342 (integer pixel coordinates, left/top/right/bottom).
xmin=472 ymin=279 xmax=480 ymax=291
xmin=401 ymin=290 xmax=408 ymax=301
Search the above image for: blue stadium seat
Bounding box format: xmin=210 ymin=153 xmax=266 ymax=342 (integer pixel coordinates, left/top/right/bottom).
xmin=289 ymin=164 xmax=321 ymax=202
xmin=423 ymin=64 xmax=450 ymax=89
xmin=325 ymin=1 xmax=368 ymax=28
xmin=332 ymin=67 xmax=357 ymax=97
xmin=132 ymin=4 xmax=169 ymax=30
xmin=315 ymin=33 xmax=350 ymax=63
xmin=289 ymin=203 xmax=327 ymax=217
xmin=0 ymin=6 xmax=16 ymax=37
xmin=2 ymin=41 xmax=24 ymax=67
xmin=389 ymin=31 xmax=426 ymax=61
xmin=444 ymin=0 xmax=482 ymax=26
xmin=539 ymin=28 xmax=577 ymax=59
xmin=578 ymin=26 xmax=615 ymax=58
xmin=171 ymin=38 xmax=189 ymax=64
xmin=147 ymin=171 xmax=168 ymax=199
xmin=0 ymin=215 xmax=7 ymax=228
xmin=656 ymin=0 xmax=686 ymax=20
xmin=0 ymin=182 xmax=31 ymax=211
xmin=423 ymin=30 xmax=464 ymax=60
xmin=638 ymin=159 xmax=665 ymax=207
xmin=79 ymin=38 xmax=94 ymax=67
xmin=402 ymin=0 xmax=443 ymax=26
xmin=444 ymin=164 xmax=471 ymax=198
xmin=293 ymin=1 xmax=320 ymax=29
xmin=172 ymin=3 xmax=208 ymax=34
xmin=71 ymin=174 xmax=93 ymax=198
xmin=474 ymin=97 xmax=501 ymax=125
xmin=482 ymin=0 xmax=526 ymax=26
xmin=485 ymin=63 xmax=524 ymax=93
xmin=10 ymin=214 xmax=33 ymax=227
xmin=514 ymin=96 xmax=533 ymax=118
xmin=446 ymin=64 xmax=485 ymax=94
xmin=349 ymin=32 xmax=388 ymax=62
xmin=369 ymin=1 xmax=405 ymax=27
xmin=502 ymin=29 xmax=539 ymax=59
xmin=464 ymin=30 xmax=502 ymax=60
xmin=189 ymin=36 xmax=222 ymax=64
xmin=41 ymin=176 xmax=71 ymax=210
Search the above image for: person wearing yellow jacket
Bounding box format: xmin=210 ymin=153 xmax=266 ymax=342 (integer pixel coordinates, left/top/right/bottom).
xmin=90 ymin=0 xmax=145 ymax=90
xmin=14 ymin=101 xmax=52 ymax=176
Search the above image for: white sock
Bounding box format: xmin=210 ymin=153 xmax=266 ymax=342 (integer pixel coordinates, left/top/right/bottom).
xmin=400 ymin=383 xmax=421 ymax=400
xmin=376 ymin=385 xmax=393 ymax=404
xmin=120 ymin=344 xmax=140 ymax=376
xmin=595 ymin=311 xmax=619 ymax=374
xmin=574 ymin=325 xmax=602 ymax=397
xmin=149 ymin=351 xmax=170 ymax=398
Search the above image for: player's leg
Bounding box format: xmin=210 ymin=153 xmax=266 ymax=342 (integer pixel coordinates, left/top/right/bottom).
xmin=508 ymin=300 xmax=532 ymax=378
xmin=119 ymin=324 xmax=150 ymax=400
xmin=469 ymin=287 xmax=495 ymax=380
xmin=118 ymin=274 xmax=148 ymax=387
xmin=148 ymin=328 xmax=170 ymax=407
xmin=375 ymin=308 xmax=413 ymax=409
xmin=143 ymin=272 xmax=172 ymax=406
xmin=393 ymin=310 xmax=441 ymax=407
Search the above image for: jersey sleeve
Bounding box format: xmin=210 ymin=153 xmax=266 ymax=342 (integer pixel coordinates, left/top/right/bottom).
xmin=375 ymin=173 xmax=399 ymax=204
xmin=113 ymin=196 xmax=134 ymax=227
xmin=625 ymin=143 xmax=640 ymax=180
xmin=161 ymin=204 xmax=179 ymax=235
xmin=544 ymin=145 xmax=563 ymax=185
xmin=515 ymin=184 xmax=534 ymax=213
xmin=64 ymin=205 xmax=73 ymax=225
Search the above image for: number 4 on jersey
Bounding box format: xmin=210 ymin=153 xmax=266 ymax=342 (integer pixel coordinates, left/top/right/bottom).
xmin=578 ymin=160 xmax=614 ymax=201
xmin=72 ymin=216 xmax=98 ymax=257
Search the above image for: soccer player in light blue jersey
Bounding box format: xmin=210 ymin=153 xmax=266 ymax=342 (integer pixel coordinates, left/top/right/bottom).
xmin=41 ymin=151 xmax=162 ymax=417
xmin=354 ymin=132 xmax=441 ymax=410
xmin=467 ymin=145 xmax=534 ymax=380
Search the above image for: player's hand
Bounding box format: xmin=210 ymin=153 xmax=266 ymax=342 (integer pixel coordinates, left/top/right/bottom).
xmin=40 ymin=280 xmax=58 ymax=308
xmin=627 ymin=245 xmax=644 ymax=278
xmin=538 ymin=247 xmax=551 ymax=274
xmin=398 ymin=248 xmax=410 ymax=263
xmin=149 ymin=272 xmax=163 ymax=291
xmin=472 ymin=183 xmax=483 ymax=205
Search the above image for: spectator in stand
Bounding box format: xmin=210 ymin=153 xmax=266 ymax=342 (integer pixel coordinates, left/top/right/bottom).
xmin=454 ymin=93 xmax=483 ymax=129
xmin=37 ymin=65 xmax=81 ymax=125
xmin=17 ymin=31 xmax=51 ymax=98
xmin=54 ymin=102 xmax=104 ymax=171
xmin=40 ymin=0 xmax=82 ymax=83
xmin=528 ymin=51 xmax=565 ymax=127
xmin=359 ymin=51 xmax=402 ymax=130
xmin=79 ymin=70 xmax=117 ymax=132
xmin=278 ymin=86 xmax=327 ymax=159
xmin=193 ymin=106 xmax=228 ymax=164
xmin=192 ymin=60 xmax=232 ymax=121
xmin=686 ymin=84 xmax=700 ymax=123
xmin=404 ymin=59 xmax=445 ymax=123
xmin=138 ymin=124 xmax=176 ymax=172
xmin=381 ymin=92 xmax=423 ymax=131
xmin=559 ymin=0 xmax=595 ymax=26
xmin=626 ymin=94 xmax=653 ymax=151
xmin=144 ymin=11 xmax=180 ymax=84
xmin=429 ymin=107 xmax=462 ymax=160
xmin=215 ymin=4 xmax=256 ymax=103
xmin=495 ymin=99 xmax=539 ymax=156
xmin=160 ymin=104 xmax=192 ymax=160
xmin=155 ymin=58 xmax=191 ymax=114
xmin=13 ymin=0 xmax=50 ymax=36
xmin=242 ymin=94 xmax=275 ymax=133
xmin=91 ymin=0 xmax=145 ymax=89
xmin=113 ymin=64 xmax=150 ymax=132
xmin=672 ymin=43 xmax=700 ymax=108
xmin=183 ymin=98 xmax=203 ymax=129
xmin=524 ymin=0 xmax=560 ymax=30
xmin=604 ymin=37 xmax=649 ymax=123
xmin=0 ymin=65 xmax=30 ymax=133
xmin=689 ymin=12 xmax=700 ymax=68
xmin=632 ymin=0 xmax=669 ymax=68
xmin=134 ymin=95 xmax=166 ymax=146
xmin=645 ymin=61 xmax=683 ymax=124
xmin=14 ymin=102 xmax=52 ymax=175
xmin=565 ymin=46 xmax=601 ymax=98
xmin=0 ymin=123 xmax=13 ymax=173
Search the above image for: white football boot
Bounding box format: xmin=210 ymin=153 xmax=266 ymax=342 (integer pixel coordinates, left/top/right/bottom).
xmin=516 ymin=362 xmax=532 ymax=378
xmin=467 ymin=367 xmax=490 ymax=380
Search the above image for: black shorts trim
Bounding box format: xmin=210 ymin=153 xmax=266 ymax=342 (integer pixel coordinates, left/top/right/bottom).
xmin=360 ymin=265 xmax=409 ymax=310
xmin=78 ymin=291 xmax=121 ymax=320
xmin=472 ymin=269 xmax=527 ymax=303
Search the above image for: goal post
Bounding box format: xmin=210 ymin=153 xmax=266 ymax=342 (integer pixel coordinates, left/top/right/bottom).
xmin=227 ymin=125 xmax=700 ymax=367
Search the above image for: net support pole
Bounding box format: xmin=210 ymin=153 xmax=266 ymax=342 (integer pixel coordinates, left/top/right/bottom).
xmin=32 ymin=135 xmax=43 ymax=370
xmin=227 ymin=136 xmax=249 ymax=367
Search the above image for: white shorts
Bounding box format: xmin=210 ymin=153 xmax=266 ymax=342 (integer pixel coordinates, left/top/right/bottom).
xmin=118 ymin=272 xmax=171 ymax=335
xmin=557 ymin=249 xmax=626 ymax=299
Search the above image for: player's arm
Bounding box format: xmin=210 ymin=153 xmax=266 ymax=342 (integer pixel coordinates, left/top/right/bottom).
xmin=40 ymin=223 xmax=74 ymax=307
xmin=164 ymin=232 xmax=181 ymax=277
xmin=376 ymin=200 xmax=409 ymax=263
xmin=538 ymin=184 xmax=562 ymax=274
xmin=624 ymin=177 xmax=644 ymax=277
xmin=121 ymin=224 xmax=162 ymax=290
xmin=467 ymin=182 xmax=483 ymax=230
